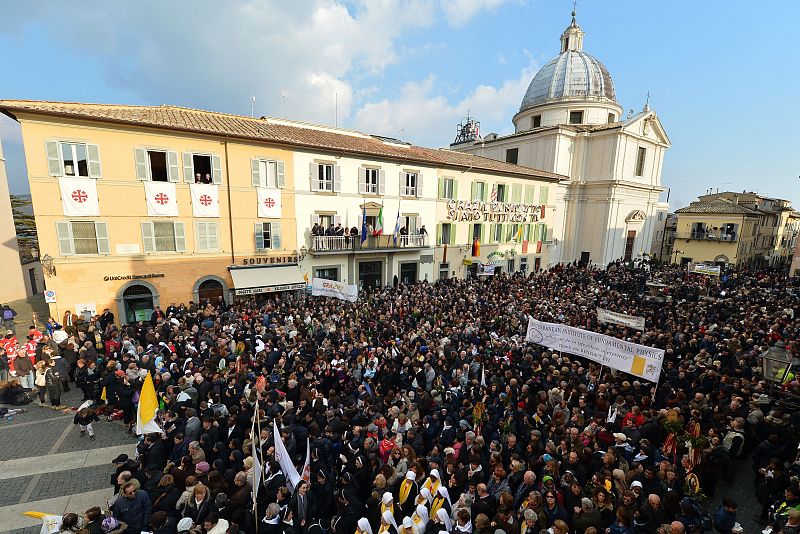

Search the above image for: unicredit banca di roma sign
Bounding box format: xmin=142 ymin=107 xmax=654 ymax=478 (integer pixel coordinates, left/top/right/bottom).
xmin=445 ymin=200 xmax=543 ymax=223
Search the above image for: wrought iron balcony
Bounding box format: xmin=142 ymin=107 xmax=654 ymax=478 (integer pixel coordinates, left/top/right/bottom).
xmin=309 ymin=234 xmax=429 ymax=254
xmin=684 ymin=231 xmax=737 ymax=242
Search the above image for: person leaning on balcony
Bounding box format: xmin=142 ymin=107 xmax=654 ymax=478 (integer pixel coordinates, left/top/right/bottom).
xmin=418 ymin=225 xmax=428 ymax=236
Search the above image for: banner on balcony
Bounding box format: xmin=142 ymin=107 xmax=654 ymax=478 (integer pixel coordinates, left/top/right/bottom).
xmin=59 ymin=177 xmax=99 ymax=216
xmin=311 ymin=277 xmax=358 ymax=302
xmin=257 ymin=187 xmax=282 ymax=218
xmin=190 ymin=184 xmax=219 ymax=218
xmin=478 ymin=263 xmax=495 ymax=276
xmin=145 ymin=182 xmax=178 ymax=216
xmin=525 ymin=317 xmax=664 ymax=382
xmin=597 ymin=308 xmax=646 ymax=330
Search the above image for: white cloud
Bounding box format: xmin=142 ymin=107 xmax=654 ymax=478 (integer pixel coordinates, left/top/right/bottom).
xmin=440 ymin=0 xmax=517 ymax=26
xmin=353 ymin=59 xmax=537 ymax=146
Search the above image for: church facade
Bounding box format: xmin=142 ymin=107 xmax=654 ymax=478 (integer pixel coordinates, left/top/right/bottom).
xmin=452 ymin=11 xmax=670 ymax=267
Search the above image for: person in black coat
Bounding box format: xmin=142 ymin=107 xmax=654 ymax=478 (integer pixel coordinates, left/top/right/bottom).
xmin=150 ymin=475 xmax=182 ymax=519
xmin=290 ymin=480 xmax=317 ymax=534
xmin=181 ymin=483 xmax=217 ymax=524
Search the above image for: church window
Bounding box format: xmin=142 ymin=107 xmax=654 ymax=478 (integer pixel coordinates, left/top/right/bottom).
xmin=608 ymin=113 xmax=616 ymax=123
xmin=569 ymin=111 xmax=583 ymax=124
xmin=505 ymin=148 xmax=518 ymax=164
xmin=635 ymin=147 xmax=647 ymax=176
xmin=532 ymin=115 xmax=542 ymax=128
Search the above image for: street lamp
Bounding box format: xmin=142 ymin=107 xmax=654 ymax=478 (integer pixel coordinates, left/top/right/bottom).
xmin=760 ymin=342 xmax=794 ymax=383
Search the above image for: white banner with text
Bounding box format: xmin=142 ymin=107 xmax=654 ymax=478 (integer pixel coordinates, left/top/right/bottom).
xmin=311 ymin=277 xmax=358 ymax=302
xmin=597 ymin=308 xmax=646 ymax=330
xmin=526 ymin=317 xmax=664 ymax=382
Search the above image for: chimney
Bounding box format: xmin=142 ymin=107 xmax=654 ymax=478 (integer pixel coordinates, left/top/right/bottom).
xmin=733 ymin=194 xmax=739 ymax=205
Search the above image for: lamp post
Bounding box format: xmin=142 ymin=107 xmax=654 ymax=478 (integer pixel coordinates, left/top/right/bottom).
xmin=760 ymin=342 xmax=795 ymax=383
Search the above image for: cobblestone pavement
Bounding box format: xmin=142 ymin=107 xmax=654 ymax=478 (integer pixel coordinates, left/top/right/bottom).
xmin=0 ymin=385 xmax=137 ymax=532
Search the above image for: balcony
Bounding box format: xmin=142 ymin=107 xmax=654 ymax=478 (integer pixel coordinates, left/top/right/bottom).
xmin=683 ymin=231 xmax=737 ymax=242
xmin=309 ymin=234 xmax=429 ymax=254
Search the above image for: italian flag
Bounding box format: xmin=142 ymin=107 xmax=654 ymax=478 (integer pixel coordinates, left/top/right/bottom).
xmin=374 ymin=204 xmax=384 ymax=235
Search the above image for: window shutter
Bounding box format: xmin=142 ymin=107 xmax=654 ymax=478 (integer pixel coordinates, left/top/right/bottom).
xmin=378 ymin=170 xmax=386 ymax=195
xmin=87 ymin=144 xmax=102 ymax=179
xmin=174 ymin=222 xmax=186 ymax=252
xmin=141 ymin=222 xmax=155 ymax=253
xmin=416 ymin=173 xmax=423 ymax=197
xmin=512 ymin=184 xmax=522 ymax=203
xmin=134 ymin=148 xmax=149 ymax=181
xmin=542 ymin=225 xmax=548 ymax=241
xmin=480 ymin=224 xmax=486 ymax=243
xmin=438 ymin=178 xmax=444 ymax=199
xmin=309 ymin=163 xmax=319 ymax=192
xmin=95 ymin=222 xmax=110 ymax=254
xmin=333 ymin=215 xmax=342 ymax=227
xmin=211 ymin=155 xmax=222 ymax=184
xmin=271 ymin=222 xmax=282 ymax=249
xmin=56 ymin=221 xmax=74 ymax=255
xmin=255 ymin=223 xmax=265 ymax=250
xmin=333 ymin=165 xmax=341 ymax=192
xmin=276 ymin=161 xmax=286 ymax=188
xmin=436 ymin=224 xmax=442 ymax=246
xmin=525 ymin=185 xmax=535 ymax=204
xmin=468 ymin=224 xmax=474 ymax=244
xmin=482 ymin=183 xmax=488 ymax=201
xmin=539 ymin=187 xmax=549 ymax=205
xmin=251 ymin=159 xmax=261 ymax=187
xmin=358 ymin=167 xmax=366 ymax=195
xmin=208 ymin=222 xmax=218 ymax=250
xmin=197 ymin=222 xmax=208 ymax=251
xmin=182 ymin=153 xmax=193 ymax=183
xmin=470 ymin=181 xmax=476 ymax=201
xmin=450 ymin=225 xmax=456 ymax=245
xmin=399 ymin=171 xmax=405 ymax=196
xmin=167 ymin=151 xmax=180 ymax=182
xmin=452 ymin=179 xmax=458 ymax=200
xmin=490 ymin=224 xmax=496 ymax=242
xmin=45 ymin=141 xmax=63 ymax=176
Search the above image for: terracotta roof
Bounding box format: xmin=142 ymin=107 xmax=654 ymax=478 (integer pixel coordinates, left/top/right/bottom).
xmin=675 ymin=200 xmax=759 ymax=215
xmin=0 ymin=100 xmax=566 ymax=182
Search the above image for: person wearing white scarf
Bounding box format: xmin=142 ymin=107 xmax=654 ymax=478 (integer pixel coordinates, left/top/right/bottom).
xmin=357 ymin=518 xmax=374 ymax=534
xmin=379 ymin=511 xmax=398 ymax=534
xmin=434 ymin=509 xmax=452 ymax=533
xmin=416 ymin=488 xmax=433 ymax=506
xmin=411 ymin=504 xmax=429 ymax=534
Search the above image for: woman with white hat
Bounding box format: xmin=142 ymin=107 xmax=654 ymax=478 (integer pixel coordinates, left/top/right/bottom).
xmin=378 ymin=511 xmax=398 ymax=534
xmin=411 ymin=504 xmax=429 ymax=534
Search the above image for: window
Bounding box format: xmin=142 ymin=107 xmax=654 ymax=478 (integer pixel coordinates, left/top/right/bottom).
xmin=539 ymin=187 xmax=549 ymax=205
xmin=55 ymin=221 xmax=110 ymax=256
xmin=439 ymin=263 xmax=449 ymax=280
xmin=492 ymin=224 xmax=504 ymax=243
xmin=472 ymin=223 xmax=482 ymax=241
xmin=508 ymin=223 xmax=520 ymax=241
xmin=496 ymin=184 xmax=507 ymax=202
xmin=311 ymin=163 xmax=336 ymax=192
xmin=511 ymin=184 xmax=522 ymax=203
xmin=359 ymin=167 xmax=382 ymax=195
xmin=657 ymin=211 xmax=664 ymax=221
xmin=195 ymin=221 xmax=219 ymax=252
xmin=505 ymin=148 xmax=519 ymax=164
xmin=472 ymin=181 xmax=487 ymax=201
xmin=439 ymin=177 xmax=456 ymax=199
xmin=315 ymin=267 xmax=339 ymax=281
xmin=45 ymin=141 xmax=102 ymax=178
xmin=255 ymin=222 xmax=282 ymax=251
xmin=402 ymin=215 xmax=418 ymax=234
xmin=524 ymin=185 xmax=536 ymax=204
xmin=439 ymin=223 xmax=454 ymax=245
xmin=181 ymin=153 xmax=222 ymax=184
xmin=141 ymin=221 xmax=186 ymax=253
xmin=401 ymin=171 xmax=420 ymax=197
xmin=135 ymin=149 xmax=180 ymax=182
xmin=251 ymin=159 xmax=286 ymax=188
xmin=608 ymin=113 xmax=616 ymax=123
xmin=569 ymin=111 xmax=584 ymax=124
xmin=532 ymin=115 xmax=542 ymax=128
xmin=635 ymin=147 xmax=647 ymax=177
xmin=520 ymin=257 xmax=528 ymax=273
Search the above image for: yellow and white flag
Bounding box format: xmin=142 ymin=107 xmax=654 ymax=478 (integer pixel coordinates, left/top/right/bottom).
xmin=136 ymin=372 xmax=161 ymax=434
xmin=23 ymin=511 xmax=62 ymax=534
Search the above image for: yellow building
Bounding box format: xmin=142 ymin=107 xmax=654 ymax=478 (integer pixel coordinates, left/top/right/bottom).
xmin=0 ymin=100 xmax=561 ymax=323
xmin=673 ymin=199 xmax=760 ymax=267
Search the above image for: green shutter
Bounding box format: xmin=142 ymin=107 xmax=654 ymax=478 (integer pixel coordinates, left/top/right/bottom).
xmin=452 ymin=179 xmax=458 ymax=200
xmin=471 ymin=181 xmax=476 ymax=201
xmin=46 ymin=140 xmax=63 ymax=176
xmin=436 ymin=223 xmax=442 ymax=245
xmin=512 ymin=184 xmax=522 ymax=203
xmin=539 ymin=187 xmax=549 ymax=205
xmin=524 ymin=185 xmax=535 ymax=204
xmin=438 ymin=178 xmax=444 ymax=199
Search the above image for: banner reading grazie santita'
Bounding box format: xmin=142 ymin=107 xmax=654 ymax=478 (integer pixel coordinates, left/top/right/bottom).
xmin=526 ymin=317 xmax=664 ymax=382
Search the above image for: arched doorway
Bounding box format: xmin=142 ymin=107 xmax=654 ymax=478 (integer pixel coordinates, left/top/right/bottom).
xmin=122 ymin=284 xmax=155 ymax=324
xmin=198 ymin=279 xmax=224 ymax=304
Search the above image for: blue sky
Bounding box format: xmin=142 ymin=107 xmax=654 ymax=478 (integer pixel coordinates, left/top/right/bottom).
xmin=1 ymin=0 xmax=798 ymax=208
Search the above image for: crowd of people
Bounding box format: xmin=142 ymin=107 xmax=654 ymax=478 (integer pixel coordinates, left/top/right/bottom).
xmin=2 ymin=262 xmax=800 ymax=534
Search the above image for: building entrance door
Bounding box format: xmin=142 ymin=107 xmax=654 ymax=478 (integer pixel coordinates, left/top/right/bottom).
xmin=624 ymin=231 xmax=636 ymax=261
xmin=399 ymin=263 xmax=418 ymax=284
xmin=123 ymin=284 xmax=154 ymax=324
xmin=198 ymin=279 xmax=224 ymax=305
xmin=358 ymin=261 xmax=383 ymax=289
xmin=580 ymin=251 xmax=590 ymax=267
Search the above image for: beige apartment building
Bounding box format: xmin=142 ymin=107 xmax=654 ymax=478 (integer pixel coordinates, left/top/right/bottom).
xmin=0 ymin=100 xmax=561 ymax=323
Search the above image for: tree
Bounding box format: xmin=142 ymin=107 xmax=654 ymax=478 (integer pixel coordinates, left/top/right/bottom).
xmin=10 ymin=194 xmax=37 ymax=250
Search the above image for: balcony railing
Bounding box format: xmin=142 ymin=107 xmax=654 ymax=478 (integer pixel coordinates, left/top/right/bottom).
xmin=683 ymin=231 xmax=737 ymax=242
xmin=310 ymin=234 xmax=428 ymax=252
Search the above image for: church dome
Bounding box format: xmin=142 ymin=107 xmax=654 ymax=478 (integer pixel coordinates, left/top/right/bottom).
xmin=519 ymin=12 xmax=617 ymax=112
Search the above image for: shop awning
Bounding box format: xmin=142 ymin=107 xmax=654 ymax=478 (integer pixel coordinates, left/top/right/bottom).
xmin=228 ymin=265 xmax=305 ymax=296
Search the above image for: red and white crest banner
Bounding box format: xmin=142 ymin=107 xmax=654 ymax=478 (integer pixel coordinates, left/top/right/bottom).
xmin=257 ymin=187 xmax=282 ymax=218
xmin=190 ymin=184 xmax=219 ymax=218
xmin=145 ymin=182 xmax=178 ymax=217
xmin=59 ymin=177 xmax=99 ymax=216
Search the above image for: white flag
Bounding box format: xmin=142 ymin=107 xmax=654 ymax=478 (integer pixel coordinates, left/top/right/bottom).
xmin=190 ymin=184 xmax=219 ymax=218
xmin=481 ymin=366 xmax=487 ymax=387
xmin=145 ymin=182 xmax=178 ymax=216
xmin=301 ymin=437 xmax=311 ymax=485
xmin=59 ymin=177 xmax=99 ymax=216
xmin=273 ymin=419 xmax=300 ymax=492
xmin=257 ymin=187 xmax=282 ymax=218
